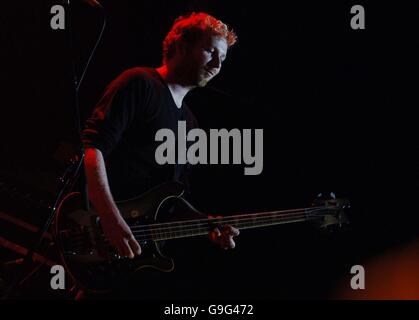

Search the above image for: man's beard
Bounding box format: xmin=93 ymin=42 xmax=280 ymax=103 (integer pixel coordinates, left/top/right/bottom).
xmin=176 ymin=63 xmax=212 ymax=87
xmin=196 ymin=68 xmax=216 ymax=87
xmin=197 ymin=75 xmax=211 ymax=87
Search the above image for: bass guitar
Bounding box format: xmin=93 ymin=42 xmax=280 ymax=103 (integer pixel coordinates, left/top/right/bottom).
xmin=54 ymin=181 xmax=349 ymax=292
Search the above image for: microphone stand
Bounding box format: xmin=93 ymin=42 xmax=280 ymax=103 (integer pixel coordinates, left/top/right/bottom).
xmin=1 ymin=0 xmax=106 ymax=299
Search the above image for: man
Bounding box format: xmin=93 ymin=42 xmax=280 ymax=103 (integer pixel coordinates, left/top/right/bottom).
xmin=82 ymin=12 xmax=239 ymax=259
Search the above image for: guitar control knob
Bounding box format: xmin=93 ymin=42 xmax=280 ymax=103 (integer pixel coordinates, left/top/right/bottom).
xmin=130 ymin=210 xmax=140 ymax=218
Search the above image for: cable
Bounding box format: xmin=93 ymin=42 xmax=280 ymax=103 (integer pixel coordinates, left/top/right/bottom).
xmin=76 ymin=1 xmax=107 ymax=92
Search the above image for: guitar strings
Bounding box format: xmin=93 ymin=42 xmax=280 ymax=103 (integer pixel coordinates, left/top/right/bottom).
xmin=64 ymin=208 xmax=333 ymax=251
xmin=64 ymin=208 xmax=328 ymax=244
xmin=131 ymin=211 xmax=330 ymax=241
xmin=135 ymin=216 xmax=325 ymax=242
xmin=67 ymin=214 xmax=325 ymax=252
xmin=128 ymin=206 xmax=327 ymax=232
xmin=129 ymin=208 xmax=329 ymax=234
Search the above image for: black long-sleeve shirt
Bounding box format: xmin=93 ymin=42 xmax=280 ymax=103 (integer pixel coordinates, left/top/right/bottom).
xmin=82 ymin=67 xmax=197 ymax=200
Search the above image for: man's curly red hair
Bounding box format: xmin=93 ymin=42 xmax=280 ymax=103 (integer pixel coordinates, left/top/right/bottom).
xmin=162 ymin=12 xmax=237 ymax=63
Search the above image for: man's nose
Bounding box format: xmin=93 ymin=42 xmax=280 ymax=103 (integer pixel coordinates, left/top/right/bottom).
xmin=208 ymin=55 xmax=222 ymax=69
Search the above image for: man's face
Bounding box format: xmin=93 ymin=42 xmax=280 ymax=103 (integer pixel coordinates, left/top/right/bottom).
xmin=178 ymin=33 xmax=228 ymax=87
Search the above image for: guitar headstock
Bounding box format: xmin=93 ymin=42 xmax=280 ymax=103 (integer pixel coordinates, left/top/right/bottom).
xmin=311 ymin=192 xmax=350 ymax=229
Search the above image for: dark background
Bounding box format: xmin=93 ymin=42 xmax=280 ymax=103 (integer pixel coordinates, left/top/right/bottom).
xmin=1 ymin=0 xmax=418 ymax=299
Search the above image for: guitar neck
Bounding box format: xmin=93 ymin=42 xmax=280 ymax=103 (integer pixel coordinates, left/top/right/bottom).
xmin=130 ymin=206 xmax=329 ymax=242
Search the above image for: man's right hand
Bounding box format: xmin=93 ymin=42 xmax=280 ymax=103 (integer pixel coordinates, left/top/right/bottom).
xmin=83 ymin=148 xmax=142 ymax=259
xmin=100 ymin=213 xmax=142 ymax=259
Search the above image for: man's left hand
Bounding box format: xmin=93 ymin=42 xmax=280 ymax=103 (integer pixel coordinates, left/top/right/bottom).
xmin=209 ymin=221 xmax=240 ymax=249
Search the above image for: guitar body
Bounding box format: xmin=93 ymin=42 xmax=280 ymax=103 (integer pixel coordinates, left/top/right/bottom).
xmin=54 ymin=181 xmax=191 ymax=293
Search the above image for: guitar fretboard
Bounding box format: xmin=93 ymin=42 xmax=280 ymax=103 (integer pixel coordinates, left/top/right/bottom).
xmin=129 ymin=206 xmax=330 ymax=242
